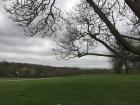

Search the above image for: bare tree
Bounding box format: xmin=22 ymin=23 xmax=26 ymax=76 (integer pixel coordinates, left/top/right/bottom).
xmin=3 ymin=0 xmax=140 ymax=63
xmin=54 ymin=0 xmax=140 ymax=62
xmin=4 ymin=0 xmax=63 ymax=36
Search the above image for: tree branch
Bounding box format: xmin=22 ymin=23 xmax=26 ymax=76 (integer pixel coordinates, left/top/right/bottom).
xmin=121 ymin=34 xmax=140 ymax=41
xmin=78 ymin=53 xmax=116 ymax=58
xmin=86 ymin=0 xmax=140 ymax=55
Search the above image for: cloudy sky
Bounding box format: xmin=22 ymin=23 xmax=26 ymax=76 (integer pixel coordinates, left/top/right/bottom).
xmin=0 ymin=0 xmax=111 ymax=68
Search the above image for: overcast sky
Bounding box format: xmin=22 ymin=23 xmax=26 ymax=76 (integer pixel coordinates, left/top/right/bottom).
xmin=0 ymin=0 xmax=111 ymax=68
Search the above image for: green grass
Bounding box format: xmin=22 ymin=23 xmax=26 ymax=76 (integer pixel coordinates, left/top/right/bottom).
xmin=0 ymin=75 xmax=140 ymax=105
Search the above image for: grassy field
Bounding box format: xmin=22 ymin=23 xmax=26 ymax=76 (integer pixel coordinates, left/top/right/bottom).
xmin=0 ymin=75 xmax=140 ymax=105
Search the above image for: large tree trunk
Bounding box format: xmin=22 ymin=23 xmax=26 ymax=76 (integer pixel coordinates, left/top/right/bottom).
xmin=125 ymin=0 xmax=140 ymax=19
xmin=124 ymin=61 xmax=129 ymax=74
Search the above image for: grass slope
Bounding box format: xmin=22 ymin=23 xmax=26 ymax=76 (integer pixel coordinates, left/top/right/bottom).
xmin=0 ymin=75 xmax=140 ymax=105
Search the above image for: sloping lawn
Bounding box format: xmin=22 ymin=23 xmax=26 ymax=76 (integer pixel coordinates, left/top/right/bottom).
xmin=0 ymin=75 xmax=140 ymax=105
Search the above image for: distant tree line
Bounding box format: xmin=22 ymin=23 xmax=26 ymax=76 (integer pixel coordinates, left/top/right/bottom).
xmin=0 ymin=61 xmax=111 ymax=78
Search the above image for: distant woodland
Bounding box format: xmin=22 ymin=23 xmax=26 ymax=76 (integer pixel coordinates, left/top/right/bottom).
xmin=0 ymin=61 xmax=111 ymax=78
